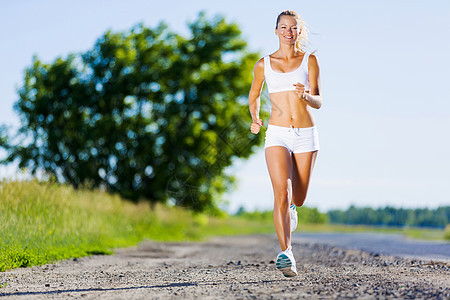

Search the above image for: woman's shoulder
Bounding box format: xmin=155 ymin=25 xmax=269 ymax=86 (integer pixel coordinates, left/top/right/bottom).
xmin=306 ymin=50 xmax=318 ymax=59
xmin=307 ymin=52 xmax=320 ymax=75
xmin=254 ymin=51 xmax=279 ymax=72
xmin=255 ymin=54 xmax=270 ymax=68
xmin=257 ymin=53 xmax=273 ymax=62
xmin=307 ymin=52 xmax=319 ymax=68
xmin=253 ymin=57 xmax=266 ymax=77
xmin=256 ymin=52 xmax=275 ymax=70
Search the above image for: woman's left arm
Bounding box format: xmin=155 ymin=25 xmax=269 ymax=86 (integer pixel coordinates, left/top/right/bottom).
xmin=303 ymin=54 xmax=322 ymax=109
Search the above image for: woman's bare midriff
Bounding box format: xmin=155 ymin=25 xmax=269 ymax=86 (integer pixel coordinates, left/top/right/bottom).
xmin=268 ymin=90 xmax=316 ymax=128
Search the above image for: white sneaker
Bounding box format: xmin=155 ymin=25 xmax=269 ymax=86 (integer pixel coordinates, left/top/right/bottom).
xmin=290 ymin=204 xmax=298 ymax=232
xmin=287 ymin=178 xmax=297 ymax=232
xmin=275 ymin=248 xmax=297 ymax=277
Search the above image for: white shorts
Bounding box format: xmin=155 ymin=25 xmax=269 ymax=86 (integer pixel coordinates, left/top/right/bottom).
xmin=264 ymin=124 xmax=320 ymax=154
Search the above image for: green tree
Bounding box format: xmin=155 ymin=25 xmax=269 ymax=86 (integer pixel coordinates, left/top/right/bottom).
xmin=1 ymin=12 xmax=267 ymax=212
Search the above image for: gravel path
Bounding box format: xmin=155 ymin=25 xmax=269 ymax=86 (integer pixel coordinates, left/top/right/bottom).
xmin=0 ymin=234 xmax=449 ymax=299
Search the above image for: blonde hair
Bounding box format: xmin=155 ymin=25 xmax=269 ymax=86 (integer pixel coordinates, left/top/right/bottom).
xmin=276 ymin=10 xmax=310 ymax=53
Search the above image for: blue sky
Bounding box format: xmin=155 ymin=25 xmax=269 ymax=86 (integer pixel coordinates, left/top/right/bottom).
xmin=1 ymin=0 xmax=449 ymax=212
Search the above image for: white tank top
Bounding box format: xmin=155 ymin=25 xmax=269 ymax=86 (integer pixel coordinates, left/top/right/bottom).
xmin=263 ymin=52 xmax=310 ymax=94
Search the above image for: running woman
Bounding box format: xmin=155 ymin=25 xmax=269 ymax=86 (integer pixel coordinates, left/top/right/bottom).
xmin=248 ymin=10 xmax=322 ymax=277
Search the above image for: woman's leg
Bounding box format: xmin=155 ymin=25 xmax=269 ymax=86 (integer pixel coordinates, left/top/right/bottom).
xmin=265 ymin=146 xmax=292 ymax=251
xmin=291 ymin=151 xmax=318 ymax=207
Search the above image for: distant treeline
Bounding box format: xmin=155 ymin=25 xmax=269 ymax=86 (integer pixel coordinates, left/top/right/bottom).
xmin=328 ymin=206 xmax=450 ymax=228
xmin=236 ymin=206 xmax=328 ymax=224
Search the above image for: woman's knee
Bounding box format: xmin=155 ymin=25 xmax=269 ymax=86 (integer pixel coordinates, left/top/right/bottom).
xmin=273 ymin=190 xmax=289 ymax=206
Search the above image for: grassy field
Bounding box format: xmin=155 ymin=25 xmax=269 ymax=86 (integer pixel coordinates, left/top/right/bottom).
xmin=298 ymin=223 xmax=449 ymax=241
xmin=0 ymin=178 xmax=274 ymax=272
xmin=1 ymin=178 xmax=448 ymax=272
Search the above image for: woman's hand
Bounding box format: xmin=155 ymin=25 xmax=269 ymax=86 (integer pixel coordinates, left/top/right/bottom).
xmin=250 ymin=119 xmax=263 ymax=134
xmin=294 ymin=82 xmax=322 ymax=109
xmin=293 ymin=82 xmax=306 ymax=100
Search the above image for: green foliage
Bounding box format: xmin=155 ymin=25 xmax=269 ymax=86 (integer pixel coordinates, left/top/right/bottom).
xmin=0 ymin=179 xmax=275 ymax=272
xmin=0 ymin=125 xmax=9 ymax=150
xmin=298 ymin=206 xmax=328 ymax=224
xmin=1 ymin=12 xmax=265 ymax=212
xmin=445 ymin=225 xmax=450 ymax=240
xmin=328 ymin=205 xmax=450 ymax=228
xmin=235 ymin=205 xmax=328 ymax=225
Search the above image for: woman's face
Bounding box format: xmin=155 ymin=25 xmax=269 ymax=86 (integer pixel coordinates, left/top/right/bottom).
xmin=275 ymin=15 xmax=300 ymax=45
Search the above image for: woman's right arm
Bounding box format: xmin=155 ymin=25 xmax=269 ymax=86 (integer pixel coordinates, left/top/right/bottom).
xmin=248 ymin=58 xmax=265 ymax=134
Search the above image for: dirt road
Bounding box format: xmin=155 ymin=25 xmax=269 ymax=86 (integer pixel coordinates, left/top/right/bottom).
xmin=1 ymin=234 xmax=449 ymax=299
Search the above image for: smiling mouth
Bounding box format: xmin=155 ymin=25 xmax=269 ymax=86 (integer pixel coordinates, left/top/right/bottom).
xmin=284 ymin=36 xmax=293 ymax=39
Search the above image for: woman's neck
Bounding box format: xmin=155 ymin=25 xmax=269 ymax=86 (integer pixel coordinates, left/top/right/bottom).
xmin=277 ymin=43 xmax=298 ymax=59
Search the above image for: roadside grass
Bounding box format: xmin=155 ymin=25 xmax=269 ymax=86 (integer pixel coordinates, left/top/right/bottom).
xmin=0 ymin=178 xmax=275 ymax=272
xmin=444 ymin=224 xmax=450 ymax=240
